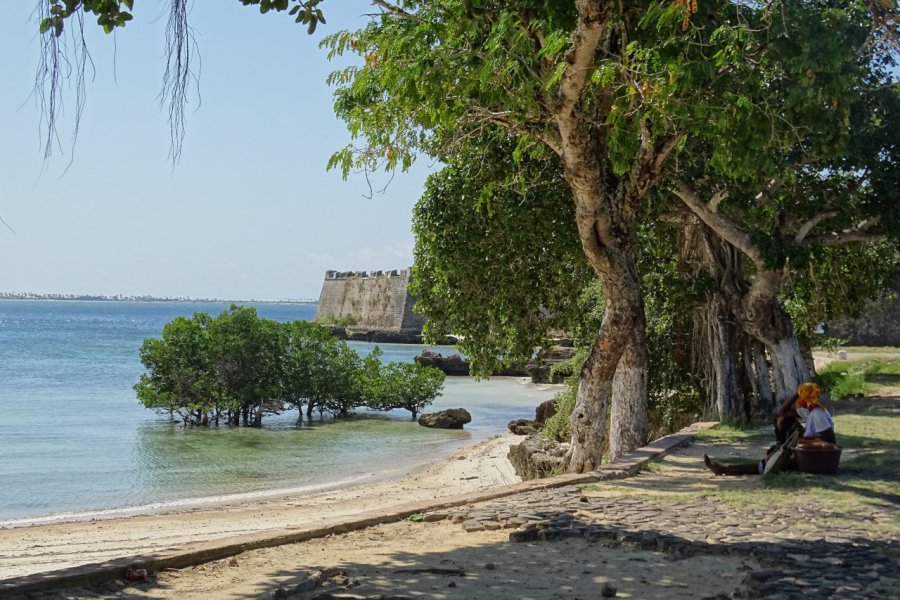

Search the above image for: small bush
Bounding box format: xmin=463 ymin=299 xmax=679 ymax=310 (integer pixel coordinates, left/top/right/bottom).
xmin=541 ymin=381 xmax=576 ymax=442
xmin=816 ymin=361 xmax=869 ymax=400
xmin=316 ymin=314 xmax=358 ymax=327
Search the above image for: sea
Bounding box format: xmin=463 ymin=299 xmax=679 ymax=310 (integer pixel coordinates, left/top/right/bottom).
xmin=0 ymin=300 xmax=556 ymax=526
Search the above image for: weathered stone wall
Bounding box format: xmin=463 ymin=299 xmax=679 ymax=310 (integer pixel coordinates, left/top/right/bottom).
xmin=826 ymin=297 xmax=900 ymax=347
xmin=315 ymin=268 xmax=425 ymax=332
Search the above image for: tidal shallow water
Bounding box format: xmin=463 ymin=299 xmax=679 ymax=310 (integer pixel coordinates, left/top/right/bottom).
xmin=0 ymin=300 xmax=554 ymax=523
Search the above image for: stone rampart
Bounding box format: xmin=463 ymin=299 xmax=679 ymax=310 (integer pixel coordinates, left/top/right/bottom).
xmin=826 ymin=296 xmax=900 ymax=347
xmin=315 ymin=268 xmax=425 ymax=332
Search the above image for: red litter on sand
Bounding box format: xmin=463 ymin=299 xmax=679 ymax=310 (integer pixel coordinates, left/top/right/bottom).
xmin=126 ymin=568 xmax=149 ymax=582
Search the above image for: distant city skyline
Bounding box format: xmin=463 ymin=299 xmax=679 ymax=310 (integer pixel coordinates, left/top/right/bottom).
xmin=0 ymin=3 xmax=431 ymax=300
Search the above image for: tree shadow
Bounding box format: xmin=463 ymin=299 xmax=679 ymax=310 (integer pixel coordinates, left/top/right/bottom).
xmin=51 ymin=508 xmax=897 ymax=600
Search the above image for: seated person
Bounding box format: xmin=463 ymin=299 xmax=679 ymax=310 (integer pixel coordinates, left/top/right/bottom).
xmin=704 ymin=382 xmax=836 ymax=476
xmin=793 ymin=382 xmax=836 ymax=444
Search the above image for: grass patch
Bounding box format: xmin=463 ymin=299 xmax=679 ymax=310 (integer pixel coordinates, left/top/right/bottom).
xmin=817 ymin=357 xmax=900 ymax=399
xmin=640 ymin=460 xmax=663 ymax=473
xmin=693 ymin=424 xmax=770 ymax=446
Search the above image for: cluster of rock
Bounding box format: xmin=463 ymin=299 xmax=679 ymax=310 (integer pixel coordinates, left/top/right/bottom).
xmin=329 ymin=326 xmax=425 ymax=344
xmin=505 ymin=398 xmax=570 ymax=479
xmin=414 ymin=346 xmax=575 ymax=383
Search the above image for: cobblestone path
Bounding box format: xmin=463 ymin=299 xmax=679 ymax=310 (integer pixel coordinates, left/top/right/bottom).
xmin=422 ymin=485 xmax=898 ymax=599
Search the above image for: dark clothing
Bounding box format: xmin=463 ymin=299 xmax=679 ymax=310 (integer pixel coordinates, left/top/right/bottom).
xmin=775 ymin=415 xmax=801 ymax=444
xmin=817 ymin=428 xmax=837 ymax=445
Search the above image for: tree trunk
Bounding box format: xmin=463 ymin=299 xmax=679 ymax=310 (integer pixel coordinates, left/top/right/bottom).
xmin=743 ymin=340 xmax=774 ymax=417
xmin=567 ymin=250 xmax=648 ymax=469
xmin=680 ymin=215 xmax=747 ymax=423
xmin=567 ymin=340 xmax=613 ymax=472
xmin=609 ymin=331 xmax=648 ymax=459
xmin=736 ymin=270 xmax=810 ymax=403
xmin=694 ymin=293 xmax=746 ymax=422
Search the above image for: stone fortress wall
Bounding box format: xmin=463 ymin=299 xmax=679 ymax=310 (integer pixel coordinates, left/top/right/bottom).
xmin=315 ymin=268 xmax=425 ymax=332
xmin=826 ymin=296 xmax=900 ymax=347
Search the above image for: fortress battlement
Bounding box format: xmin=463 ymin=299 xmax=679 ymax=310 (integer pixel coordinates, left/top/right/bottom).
xmin=324 ymin=268 xmax=412 ymax=280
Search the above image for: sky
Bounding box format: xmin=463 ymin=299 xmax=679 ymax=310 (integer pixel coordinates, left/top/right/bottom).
xmin=0 ymin=2 xmax=433 ymax=301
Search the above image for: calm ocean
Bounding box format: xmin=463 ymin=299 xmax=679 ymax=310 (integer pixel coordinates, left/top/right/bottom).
xmin=0 ymin=301 xmax=554 ymax=525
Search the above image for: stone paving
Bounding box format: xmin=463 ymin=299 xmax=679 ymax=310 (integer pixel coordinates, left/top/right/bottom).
xmin=420 ymin=485 xmax=899 ymax=599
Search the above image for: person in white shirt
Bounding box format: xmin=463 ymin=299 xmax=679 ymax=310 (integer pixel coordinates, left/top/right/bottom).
xmin=792 ymin=382 xmax=836 ymax=443
xmin=704 ymin=382 xmax=836 ymax=476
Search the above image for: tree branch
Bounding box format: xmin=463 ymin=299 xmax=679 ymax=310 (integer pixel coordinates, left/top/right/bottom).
xmin=673 ymin=181 xmax=764 ymax=267
xmin=371 ymin=0 xmax=409 ymax=17
xmin=806 ymin=217 xmax=885 ymax=246
xmin=794 ymin=211 xmax=837 ymax=244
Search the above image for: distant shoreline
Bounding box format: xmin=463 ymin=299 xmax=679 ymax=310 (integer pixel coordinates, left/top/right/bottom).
xmin=0 ymin=294 xmax=316 ymax=305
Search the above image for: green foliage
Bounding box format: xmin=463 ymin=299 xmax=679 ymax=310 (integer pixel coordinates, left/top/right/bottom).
xmin=315 ymin=314 xmax=358 ymax=327
xmin=639 ymin=221 xmax=705 ymax=435
xmin=816 ymin=357 xmax=900 ymax=400
xmin=540 ymin=372 xmax=578 ymax=444
xmin=360 ymin=351 xmax=445 ymax=419
xmin=41 ymin=0 xmax=326 ymax=37
xmin=783 ymin=243 xmax=900 ymax=343
xmin=135 ymin=312 xmax=222 ymax=424
xmin=410 ymin=133 xmax=592 ymax=377
xmin=40 ymin=1 xmax=134 ymax=37
xmin=135 ymin=307 xmax=445 ymax=427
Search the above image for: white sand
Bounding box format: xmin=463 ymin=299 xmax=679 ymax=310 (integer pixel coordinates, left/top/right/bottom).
xmin=0 ymin=433 xmax=522 ymax=580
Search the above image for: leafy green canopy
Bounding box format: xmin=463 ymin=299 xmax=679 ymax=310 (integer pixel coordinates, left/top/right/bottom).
xmin=135 ymin=306 xmax=445 ymax=426
xmin=666 ymin=2 xmax=900 ymax=345
xmin=411 ymin=133 xmax=592 ymax=376
xmin=40 ymin=0 xmax=327 ymax=36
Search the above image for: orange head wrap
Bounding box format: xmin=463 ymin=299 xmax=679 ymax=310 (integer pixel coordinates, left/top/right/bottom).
xmin=796 ymin=382 xmax=823 ymax=410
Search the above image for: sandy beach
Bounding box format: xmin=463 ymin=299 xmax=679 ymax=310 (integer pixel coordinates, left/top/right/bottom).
xmin=0 ymin=432 xmax=524 ymax=581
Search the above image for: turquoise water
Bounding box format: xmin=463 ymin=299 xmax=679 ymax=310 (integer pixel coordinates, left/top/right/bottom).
xmin=0 ymin=301 xmax=554 ymax=524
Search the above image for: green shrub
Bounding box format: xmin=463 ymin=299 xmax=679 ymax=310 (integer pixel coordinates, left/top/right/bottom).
xmin=541 ymin=380 xmax=576 ymax=442
xmin=816 ymin=361 xmax=869 ymax=400
xmin=316 ymin=314 xmax=358 ymax=327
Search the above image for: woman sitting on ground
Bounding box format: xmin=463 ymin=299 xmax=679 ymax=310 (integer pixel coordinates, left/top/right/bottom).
xmin=704 ymin=382 xmax=836 ymax=476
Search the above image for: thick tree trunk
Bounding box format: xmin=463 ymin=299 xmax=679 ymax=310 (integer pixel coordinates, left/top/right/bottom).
xmin=736 ymin=270 xmax=810 ymax=403
xmin=567 ymin=245 xmax=648 ymax=469
xmin=694 ymin=293 xmax=746 ymax=422
xmin=709 ymin=309 xmax=744 ymax=422
xmin=679 ymin=216 xmax=748 ymax=422
xmin=609 ymin=331 xmax=648 ymax=459
xmin=768 ymin=336 xmax=811 ymax=400
xmin=567 ymin=349 xmax=611 ymax=471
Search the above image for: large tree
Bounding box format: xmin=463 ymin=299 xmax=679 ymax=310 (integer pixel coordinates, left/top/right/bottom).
xmin=323 ymin=1 xmax=826 ymax=466
xmin=37 ymin=0 xmax=900 ymax=463
xmin=669 ymin=2 xmax=900 ymax=405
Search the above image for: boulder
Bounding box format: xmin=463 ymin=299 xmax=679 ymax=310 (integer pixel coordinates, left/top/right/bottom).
xmin=415 ymin=351 xmax=470 ymax=376
xmin=507 ymin=434 xmax=569 ymax=480
xmin=534 ymin=399 xmax=558 ymax=424
xmin=507 ymin=419 xmax=537 ymax=435
xmin=527 ymin=347 xmax=576 ymax=383
xmin=418 ymin=408 xmax=472 ymax=429
xmin=507 ymin=398 xmax=558 ymax=435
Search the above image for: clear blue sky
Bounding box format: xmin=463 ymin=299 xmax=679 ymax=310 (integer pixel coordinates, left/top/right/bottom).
xmin=0 ymin=2 xmax=431 ymax=301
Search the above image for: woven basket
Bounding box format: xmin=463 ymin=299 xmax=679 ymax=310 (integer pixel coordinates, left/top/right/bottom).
xmin=791 ymin=444 xmax=841 ymax=475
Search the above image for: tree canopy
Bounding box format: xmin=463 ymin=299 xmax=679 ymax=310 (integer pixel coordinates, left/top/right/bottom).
xmin=136 ymin=306 xmax=445 ymax=427
xmin=33 ymin=1 xmax=900 ymax=469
